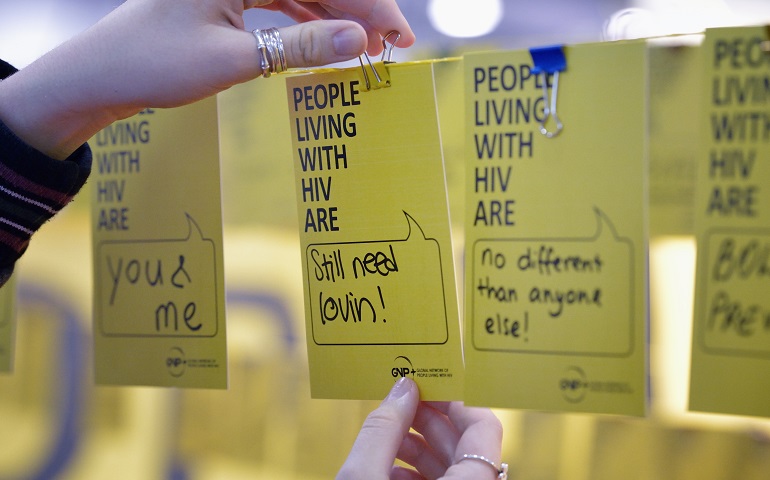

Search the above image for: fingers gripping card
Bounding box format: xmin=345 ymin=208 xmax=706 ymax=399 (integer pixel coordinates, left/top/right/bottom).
xmin=690 ymin=26 xmax=770 ymax=418
xmin=91 ymin=99 xmax=228 ymax=388
xmin=463 ymin=41 xmax=649 ymax=415
xmin=286 ymin=61 xmax=464 ymax=401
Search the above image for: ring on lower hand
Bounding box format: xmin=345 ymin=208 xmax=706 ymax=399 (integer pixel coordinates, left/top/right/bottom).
xmin=459 ymin=454 xmax=509 ymax=479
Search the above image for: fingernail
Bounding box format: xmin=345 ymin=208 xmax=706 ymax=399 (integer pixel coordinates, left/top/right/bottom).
xmin=385 ymin=377 xmax=412 ymax=402
xmin=333 ymin=27 xmax=364 ymax=57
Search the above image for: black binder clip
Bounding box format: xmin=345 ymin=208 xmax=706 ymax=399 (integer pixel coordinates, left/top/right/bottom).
xmin=529 ymin=45 xmax=566 ymax=138
xmin=358 ymin=31 xmax=400 ymax=90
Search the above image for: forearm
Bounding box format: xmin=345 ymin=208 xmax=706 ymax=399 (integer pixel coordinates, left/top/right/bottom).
xmin=0 ymin=35 xmax=126 ymax=160
xmin=0 ymin=0 xmax=415 ymax=162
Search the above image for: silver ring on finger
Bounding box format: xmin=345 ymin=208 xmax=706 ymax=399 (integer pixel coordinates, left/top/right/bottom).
xmin=459 ymin=454 xmax=508 ymax=479
xmin=252 ymin=27 xmax=286 ymax=78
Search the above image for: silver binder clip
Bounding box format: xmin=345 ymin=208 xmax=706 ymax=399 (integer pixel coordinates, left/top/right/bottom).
xmin=539 ymin=70 xmax=563 ymax=138
xmin=358 ymin=52 xmax=382 ymax=91
xmin=358 ymin=30 xmax=400 ymax=90
xmin=381 ymin=31 xmax=401 ymax=63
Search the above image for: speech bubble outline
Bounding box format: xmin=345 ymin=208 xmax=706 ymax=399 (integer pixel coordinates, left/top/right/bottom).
xmin=95 ymin=213 xmax=221 ymax=338
xmin=306 ymin=211 xmax=451 ymax=346
xmin=699 ymin=228 xmax=770 ymax=358
xmin=470 ymin=207 xmax=637 ymax=357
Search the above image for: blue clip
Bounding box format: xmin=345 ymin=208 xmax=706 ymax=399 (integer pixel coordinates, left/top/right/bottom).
xmin=529 ymin=45 xmax=566 ymax=138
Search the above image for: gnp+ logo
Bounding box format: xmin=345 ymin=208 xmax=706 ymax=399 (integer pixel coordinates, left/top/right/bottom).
xmin=392 ymin=355 xmax=415 ymax=379
xmin=560 ymin=365 xmax=589 ymax=403
xmin=166 ymin=347 xmax=187 ymax=378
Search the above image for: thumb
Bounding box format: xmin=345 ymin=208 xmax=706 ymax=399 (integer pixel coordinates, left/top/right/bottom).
xmin=336 ymin=378 xmax=420 ymax=480
xmin=278 ymin=20 xmax=368 ymax=69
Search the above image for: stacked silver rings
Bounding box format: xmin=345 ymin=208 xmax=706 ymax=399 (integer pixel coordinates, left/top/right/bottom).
xmin=252 ymin=27 xmax=286 ymax=78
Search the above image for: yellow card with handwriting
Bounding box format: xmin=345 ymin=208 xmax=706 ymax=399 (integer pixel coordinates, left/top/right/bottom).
xmin=287 ymin=61 xmax=464 ymax=400
xmin=91 ymin=98 xmax=227 ymax=388
xmin=463 ymin=41 xmax=648 ymax=415
xmin=690 ymin=26 xmax=770 ymax=417
xmin=0 ymin=277 xmax=14 ymax=372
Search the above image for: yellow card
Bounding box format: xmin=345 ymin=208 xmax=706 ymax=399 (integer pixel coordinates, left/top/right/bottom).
xmin=690 ymin=26 xmax=770 ymax=417
xmin=0 ymin=276 xmax=14 ymax=372
xmin=463 ymin=41 xmax=648 ymax=415
xmin=287 ymin=61 xmax=464 ymax=401
xmin=648 ymin=43 xmax=701 ymax=237
xmin=90 ymin=99 xmax=227 ymax=388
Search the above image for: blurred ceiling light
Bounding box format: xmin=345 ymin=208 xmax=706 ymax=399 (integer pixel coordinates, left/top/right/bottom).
xmin=606 ymin=0 xmax=754 ymax=40
xmin=0 ymin=3 xmax=82 ymax=68
xmin=603 ymin=8 xmax=659 ymax=40
xmin=427 ymin=0 xmax=503 ymax=38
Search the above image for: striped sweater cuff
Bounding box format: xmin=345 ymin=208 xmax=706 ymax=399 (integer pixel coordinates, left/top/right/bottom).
xmin=0 ymin=119 xmax=92 ymax=277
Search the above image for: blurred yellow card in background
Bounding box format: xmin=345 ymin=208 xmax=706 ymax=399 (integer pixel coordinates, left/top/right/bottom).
xmin=90 ymin=99 xmax=227 ymax=388
xmin=463 ymin=41 xmax=649 ymax=415
xmin=287 ymin=60 xmax=464 ymax=401
xmin=690 ymin=26 xmax=770 ymax=418
xmin=0 ymin=277 xmax=14 ymax=372
xmin=648 ymin=43 xmax=701 ymax=237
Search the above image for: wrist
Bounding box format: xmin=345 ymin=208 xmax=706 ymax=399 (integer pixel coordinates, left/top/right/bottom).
xmin=0 ymin=45 xmax=124 ymax=160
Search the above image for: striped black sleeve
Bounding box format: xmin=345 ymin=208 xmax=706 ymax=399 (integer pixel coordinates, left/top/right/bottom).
xmin=0 ymin=59 xmax=92 ymax=287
